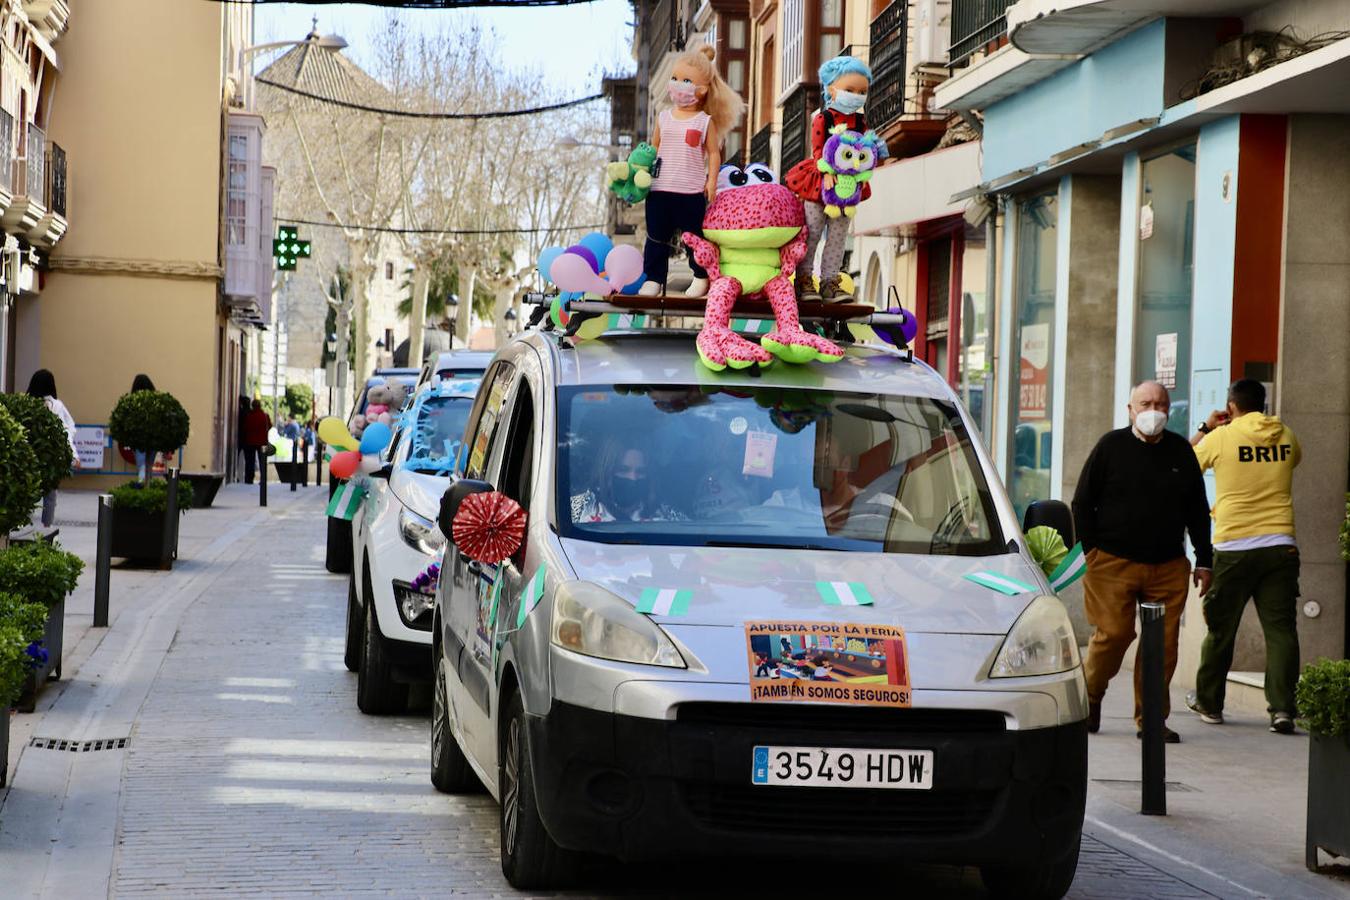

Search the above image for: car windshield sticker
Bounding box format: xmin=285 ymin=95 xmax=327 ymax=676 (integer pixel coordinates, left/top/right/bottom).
xmin=964 ymin=572 xmax=1037 ymax=595
xmin=816 ymin=581 xmax=874 ymax=606
xmin=635 ymin=587 xmax=692 ymax=617
xmin=515 ymin=565 xmax=547 ymax=628
xmin=745 ymin=621 xmax=910 ymax=707
xmin=325 ymin=482 xmax=366 ymax=520
xmin=1048 ymin=544 xmax=1086 ymax=592
xmin=742 ymin=430 xmax=777 ymax=478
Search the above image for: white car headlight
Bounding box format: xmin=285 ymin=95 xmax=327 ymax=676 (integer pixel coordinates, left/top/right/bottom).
xmin=550 ymin=581 xmax=685 ymax=669
xmin=989 ymin=595 xmax=1081 ymax=678
xmin=398 ymin=507 xmax=445 ymax=555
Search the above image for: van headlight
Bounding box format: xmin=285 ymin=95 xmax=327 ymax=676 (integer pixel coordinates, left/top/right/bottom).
xmin=989 ymin=595 xmax=1081 ymax=678
xmin=398 ymin=508 xmax=445 ymax=555
xmin=550 ymin=582 xmax=685 ymax=668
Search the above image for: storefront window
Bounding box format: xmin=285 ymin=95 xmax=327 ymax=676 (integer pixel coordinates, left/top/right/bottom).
xmin=1134 ymin=145 xmax=1196 ymax=434
xmin=1008 ymin=192 xmax=1058 ymax=520
xmin=958 ymin=239 xmax=989 ymax=440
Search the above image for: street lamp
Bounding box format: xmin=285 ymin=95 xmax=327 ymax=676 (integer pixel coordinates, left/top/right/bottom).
xmin=556 ymin=134 xmax=629 ymax=152
xmin=234 ymin=28 xmax=348 ymax=109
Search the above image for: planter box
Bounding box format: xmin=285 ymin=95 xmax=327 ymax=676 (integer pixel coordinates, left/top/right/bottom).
xmin=16 ymin=597 xmax=63 ymax=713
xmin=181 ymin=473 xmax=223 ymax=508
xmin=1 ymin=706 xmax=9 ymax=788
xmin=272 ymin=461 xmax=309 ymax=486
xmin=1307 ymin=732 xmax=1350 ymax=868
xmin=109 ymin=507 xmax=175 ymax=570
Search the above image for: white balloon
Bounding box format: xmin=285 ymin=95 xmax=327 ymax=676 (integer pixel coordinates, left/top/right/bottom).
xmin=359 ymin=455 xmax=382 ymax=474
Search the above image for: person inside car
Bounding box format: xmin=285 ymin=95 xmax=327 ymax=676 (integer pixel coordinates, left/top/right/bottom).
xmin=571 ymin=438 xmax=686 ymax=523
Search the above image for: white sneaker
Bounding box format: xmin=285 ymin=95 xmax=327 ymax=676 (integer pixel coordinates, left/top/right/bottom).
xmin=684 ymin=277 xmax=709 ymax=298
xmin=637 ymin=281 xmax=663 ymax=297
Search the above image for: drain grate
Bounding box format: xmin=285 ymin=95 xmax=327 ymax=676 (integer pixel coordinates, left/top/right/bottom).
xmin=53 ymin=519 xmax=97 ymax=528
xmin=29 ymin=736 xmax=128 ymax=752
xmin=1093 ymin=778 xmax=1198 ymax=793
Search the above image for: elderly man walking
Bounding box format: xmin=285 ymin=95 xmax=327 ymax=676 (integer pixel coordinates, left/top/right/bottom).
xmin=1072 ymin=381 xmax=1213 ymax=742
xmin=1186 ymin=379 xmax=1302 ymax=735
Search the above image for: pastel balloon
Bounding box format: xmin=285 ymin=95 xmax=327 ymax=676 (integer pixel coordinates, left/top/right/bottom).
xmin=550 ymin=253 xmax=611 ymax=295
xmin=578 ymin=232 xmax=614 ymax=265
xmin=564 ymin=244 xmax=599 ymax=273
xmin=359 ymin=422 xmax=393 ymax=454
xmin=330 ymin=450 xmax=361 ymax=480
xmin=359 ymin=454 xmax=383 ymax=474
xmin=318 ymin=416 xmax=357 ymax=451
xmin=536 ymin=246 xmax=565 ymax=284
xmin=602 ymin=244 xmax=644 ymax=291
xmin=621 ymin=273 xmax=646 ymax=295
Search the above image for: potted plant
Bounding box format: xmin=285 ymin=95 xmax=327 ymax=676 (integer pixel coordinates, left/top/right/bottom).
xmin=0 ymin=591 xmax=48 ymax=784
xmin=0 ymin=403 xmax=41 ymax=545
xmin=0 ymin=393 xmax=72 ymax=508
xmin=0 ymin=540 xmax=83 ymax=710
xmin=107 ymin=389 xmax=190 ymax=481
xmin=107 ymin=476 xmax=193 ymax=569
xmin=1298 ymin=657 xmax=1350 ymax=869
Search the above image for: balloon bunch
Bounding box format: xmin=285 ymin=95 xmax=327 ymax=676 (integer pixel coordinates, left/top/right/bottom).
xmin=318 ymin=416 xmax=393 ymax=480
xmin=536 ymin=232 xmax=646 ymax=327
xmin=411 ymin=561 xmax=441 ymax=594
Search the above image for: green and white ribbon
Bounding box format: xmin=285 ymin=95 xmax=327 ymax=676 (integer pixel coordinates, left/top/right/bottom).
xmin=1048 ymin=543 xmax=1086 ymax=592
xmin=606 ymin=313 xmax=652 ymax=330
xmin=816 ymin=581 xmax=874 ymax=606
xmin=636 ymin=587 xmax=692 ymax=616
xmin=964 ymin=572 xmax=1037 ymax=596
xmin=515 ymin=566 xmax=547 ymax=628
xmin=325 ymin=482 xmax=366 ymax=520
xmin=486 ymin=572 xmax=503 ymax=629
xmin=731 ymin=318 xmax=772 ymax=334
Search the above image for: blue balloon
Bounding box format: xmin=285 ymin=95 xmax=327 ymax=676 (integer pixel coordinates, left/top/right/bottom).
xmin=578 ymin=232 xmax=614 ymax=267
xmin=620 ymin=273 xmax=646 ymax=295
xmin=536 ymin=246 xmax=565 ymax=284
xmin=359 ymin=422 xmax=393 ymax=455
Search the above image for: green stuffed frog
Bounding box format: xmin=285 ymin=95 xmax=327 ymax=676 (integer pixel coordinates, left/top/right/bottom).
xmin=606 ymin=142 xmax=657 ymax=205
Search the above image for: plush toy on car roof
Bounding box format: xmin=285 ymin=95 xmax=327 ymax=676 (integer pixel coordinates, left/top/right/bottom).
xmin=818 ymin=125 xmax=883 ymax=218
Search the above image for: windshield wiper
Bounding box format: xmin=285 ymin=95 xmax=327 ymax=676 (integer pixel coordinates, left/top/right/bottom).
xmin=705 ymin=539 xmax=841 ymax=552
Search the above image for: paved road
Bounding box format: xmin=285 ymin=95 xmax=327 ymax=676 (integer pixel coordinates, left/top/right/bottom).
xmin=2 ymin=487 xmax=1341 ymax=898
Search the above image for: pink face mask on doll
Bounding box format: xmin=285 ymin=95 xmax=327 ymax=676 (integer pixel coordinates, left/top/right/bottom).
xmin=667 ymin=81 xmax=698 ymax=107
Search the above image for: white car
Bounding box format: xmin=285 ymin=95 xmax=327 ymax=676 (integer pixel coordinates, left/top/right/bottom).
xmin=348 ymin=375 xmax=481 ymax=714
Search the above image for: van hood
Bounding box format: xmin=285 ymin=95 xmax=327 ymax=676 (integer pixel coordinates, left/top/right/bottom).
xmin=1230 ymin=412 xmax=1286 ymax=445
xmin=559 ymin=540 xmax=1046 ymax=635
xmin=391 ymin=470 xmax=450 ymax=522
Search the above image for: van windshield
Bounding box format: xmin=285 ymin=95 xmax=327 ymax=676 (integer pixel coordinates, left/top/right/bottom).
xmin=556 ymin=384 xmax=1006 ymax=555
xmin=403 ymin=394 xmax=474 ymax=474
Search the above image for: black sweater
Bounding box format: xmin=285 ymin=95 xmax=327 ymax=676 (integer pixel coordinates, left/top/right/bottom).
xmin=1071 ymin=428 xmax=1213 ymax=568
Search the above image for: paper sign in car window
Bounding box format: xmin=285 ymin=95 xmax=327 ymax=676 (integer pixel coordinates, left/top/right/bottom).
xmin=744 ymin=620 xmax=910 ymax=708
xmin=743 ymin=431 xmax=777 ymax=478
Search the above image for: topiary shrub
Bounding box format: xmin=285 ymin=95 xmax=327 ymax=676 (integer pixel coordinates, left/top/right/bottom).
xmin=284 ymin=383 xmax=314 ymax=422
xmin=0 ymin=591 xmax=47 ymax=707
xmin=0 ymin=403 xmax=41 ymax=536
xmin=1297 ymin=658 xmax=1350 ymax=738
xmin=0 ymin=541 xmax=84 ymax=610
xmin=108 ymin=390 xmax=190 ymax=456
xmin=109 ymin=478 xmax=194 ymax=516
xmin=0 ymin=393 xmax=72 ymax=495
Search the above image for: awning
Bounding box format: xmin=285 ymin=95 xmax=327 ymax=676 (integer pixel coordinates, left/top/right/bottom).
xmin=854 ymin=141 xmax=983 ymax=237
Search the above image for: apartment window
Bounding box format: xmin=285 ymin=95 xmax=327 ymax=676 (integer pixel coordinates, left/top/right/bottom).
xmin=759 ymin=34 xmax=776 ymax=129
xmin=781 ymin=0 xmax=804 ymax=88
xmin=820 ymin=0 xmax=845 ymax=63
xmin=384 ymin=328 xmax=395 ymax=351
xmin=778 ymin=0 xmax=846 ymax=96
xmin=714 ymin=5 xmax=751 ymax=165
xmin=385 ymin=261 xmax=394 ymax=280
xmin=226 ymin=134 xmax=249 ymax=246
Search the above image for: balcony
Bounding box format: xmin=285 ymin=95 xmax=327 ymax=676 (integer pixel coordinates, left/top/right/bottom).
xmin=0 ymin=110 xmax=14 ymax=222
xmin=30 ymin=141 xmax=68 ymax=248
xmin=20 ymin=0 xmax=69 ymax=43
xmin=3 ymin=125 xmax=47 ymax=238
xmin=868 ymin=3 xmax=951 ymax=159
xmin=779 ymin=82 xmax=820 ymax=174
xmin=649 ymin=0 xmax=676 ymax=60
xmin=748 ymin=123 xmax=772 ymax=167
xmin=869 ymin=1 xmax=906 ymax=81
xmin=950 ymin=0 xmax=1013 ymax=66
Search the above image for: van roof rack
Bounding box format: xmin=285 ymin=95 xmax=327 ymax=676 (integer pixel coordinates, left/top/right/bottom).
xmin=522 ymin=292 xmax=914 ymax=361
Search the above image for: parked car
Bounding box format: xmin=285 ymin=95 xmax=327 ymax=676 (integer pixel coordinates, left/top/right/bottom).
xmin=430 ymin=329 xmax=1088 ymax=897
xmin=348 ymin=375 xmax=482 ymax=713
xmin=416 ymin=350 xmax=494 ymax=390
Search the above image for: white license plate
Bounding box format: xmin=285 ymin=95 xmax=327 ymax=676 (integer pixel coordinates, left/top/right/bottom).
xmin=751 ymin=745 xmax=933 ymax=790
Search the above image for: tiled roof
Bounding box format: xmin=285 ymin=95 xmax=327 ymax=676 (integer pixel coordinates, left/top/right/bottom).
xmin=256 ymin=31 xmax=391 ymax=105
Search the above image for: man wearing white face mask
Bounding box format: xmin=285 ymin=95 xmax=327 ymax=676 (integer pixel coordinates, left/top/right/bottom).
xmin=1071 ymin=381 xmax=1214 ymax=742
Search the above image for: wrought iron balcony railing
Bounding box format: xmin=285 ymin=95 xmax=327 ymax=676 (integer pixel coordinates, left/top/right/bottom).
xmin=749 ymin=123 xmax=772 ymax=167
xmin=0 ymin=109 xmax=12 ymax=195
xmin=780 ymin=81 xmax=821 ymax=174
xmin=869 ymin=1 xmax=906 ymax=78
xmin=46 ymin=141 xmax=66 ymax=216
xmin=950 ymin=0 xmax=1012 ymax=66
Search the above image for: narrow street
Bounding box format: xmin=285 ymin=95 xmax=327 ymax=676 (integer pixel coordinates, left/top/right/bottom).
xmin=0 ymin=486 xmax=1341 ymax=898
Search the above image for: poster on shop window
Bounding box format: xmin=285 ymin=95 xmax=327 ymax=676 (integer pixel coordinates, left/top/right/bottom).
xmin=1018 ymin=322 xmax=1050 ymax=421
xmin=744 ymin=621 xmax=911 ymax=707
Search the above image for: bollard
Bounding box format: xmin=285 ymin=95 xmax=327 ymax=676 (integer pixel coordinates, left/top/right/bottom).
xmin=260 ymin=448 xmax=269 ymax=507
xmin=290 ymin=446 xmax=299 ymax=493
xmin=315 ymin=439 xmax=324 ymax=487
xmin=162 ymin=467 xmax=180 ymax=568
xmin=93 ymin=494 xmax=112 ymax=627
xmin=1140 ymin=600 xmax=1167 ymax=816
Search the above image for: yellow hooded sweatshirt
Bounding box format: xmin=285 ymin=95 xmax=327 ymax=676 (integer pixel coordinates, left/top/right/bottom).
xmin=1194 ymin=412 xmax=1301 ymax=543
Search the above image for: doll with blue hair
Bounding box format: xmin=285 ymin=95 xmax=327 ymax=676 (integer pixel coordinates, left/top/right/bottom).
xmin=784 ymin=54 xmax=889 ymax=303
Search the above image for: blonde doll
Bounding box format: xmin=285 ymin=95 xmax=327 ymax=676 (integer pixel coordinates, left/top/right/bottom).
xmin=638 ymin=44 xmax=744 ymax=298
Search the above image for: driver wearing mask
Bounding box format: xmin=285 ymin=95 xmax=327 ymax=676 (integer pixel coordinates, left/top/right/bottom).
xmin=571 ymin=440 xmax=685 ymax=523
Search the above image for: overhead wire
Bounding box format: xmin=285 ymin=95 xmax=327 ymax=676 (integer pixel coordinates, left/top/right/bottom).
xmin=256 ymin=77 xmax=604 ymax=119
xmin=276 ymin=217 xmax=606 ymax=235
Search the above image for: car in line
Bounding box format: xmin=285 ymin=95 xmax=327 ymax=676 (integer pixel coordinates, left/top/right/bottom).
xmin=429 ymin=328 xmax=1088 ymax=898
xmin=347 ymin=374 xmax=482 ymax=713
xmin=416 ymin=349 xmax=494 ymax=391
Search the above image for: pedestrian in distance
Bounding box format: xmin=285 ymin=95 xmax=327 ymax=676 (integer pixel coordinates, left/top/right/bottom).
xmin=126 ymin=373 xmax=157 ymax=478
xmin=1072 ymin=381 xmax=1213 ymax=743
xmin=26 ymin=369 xmax=79 ymax=527
xmin=241 ymin=400 xmax=272 ymax=485
xmin=1186 ymin=379 xmax=1303 ymax=735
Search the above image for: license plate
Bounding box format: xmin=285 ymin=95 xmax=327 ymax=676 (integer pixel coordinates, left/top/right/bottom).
xmin=751 ymin=745 xmax=933 ymax=790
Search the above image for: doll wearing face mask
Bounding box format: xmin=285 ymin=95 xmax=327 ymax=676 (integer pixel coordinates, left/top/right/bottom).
xmin=784 ymin=56 xmax=889 ymax=304
xmin=638 ymin=44 xmax=745 ymax=299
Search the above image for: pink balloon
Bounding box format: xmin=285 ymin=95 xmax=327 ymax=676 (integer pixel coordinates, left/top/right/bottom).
xmin=603 ymin=245 xmax=644 ymax=292
xmin=550 ymin=253 xmax=611 ymax=295
xmin=564 ymin=244 xmax=600 ymax=273
xmin=330 ymin=450 xmax=361 ymax=480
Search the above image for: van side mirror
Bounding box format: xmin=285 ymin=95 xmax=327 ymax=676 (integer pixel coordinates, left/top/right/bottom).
xmin=439 ymin=478 xmax=493 ymax=537
xmin=1023 ymin=500 xmax=1075 ymax=548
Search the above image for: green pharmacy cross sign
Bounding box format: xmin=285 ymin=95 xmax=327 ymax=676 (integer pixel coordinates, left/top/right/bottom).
xmin=273 ymin=226 xmax=312 ymax=270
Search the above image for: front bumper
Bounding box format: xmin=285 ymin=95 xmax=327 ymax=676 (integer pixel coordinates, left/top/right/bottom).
xmin=526 ymin=700 xmax=1086 ymax=864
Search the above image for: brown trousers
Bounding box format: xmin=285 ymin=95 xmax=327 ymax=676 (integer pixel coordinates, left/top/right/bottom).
xmin=1082 ymin=549 xmax=1191 ymax=727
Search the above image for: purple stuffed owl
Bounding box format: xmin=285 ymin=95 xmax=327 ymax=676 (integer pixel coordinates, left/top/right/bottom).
xmin=817 ymin=125 xmax=883 ymax=219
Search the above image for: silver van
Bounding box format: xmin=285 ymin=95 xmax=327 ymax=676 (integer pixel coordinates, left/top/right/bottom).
xmin=431 ymin=328 xmax=1088 ymax=898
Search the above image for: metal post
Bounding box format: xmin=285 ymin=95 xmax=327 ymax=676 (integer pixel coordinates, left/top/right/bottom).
xmin=315 ymin=439 xmax=323 ymax=487
xmin=260 ymin=448 xmax=268 ymax=507
xmin=290 ymin=441 xmax=299 ymax=493
xmin=1140 ymin=600 xmax=1167 ymax=815
xmin=93 ymin=494 xmax=112 ymax=627
xmin=162 ymin=467 xmax=180 ymax=568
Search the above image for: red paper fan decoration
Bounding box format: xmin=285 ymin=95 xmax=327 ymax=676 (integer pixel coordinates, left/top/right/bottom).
xmin=452 ymin=491 xmax=526 ymax=564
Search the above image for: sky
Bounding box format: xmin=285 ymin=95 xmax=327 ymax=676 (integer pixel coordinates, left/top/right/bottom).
xmin=253 ymin=0 xmax=635 ymax=93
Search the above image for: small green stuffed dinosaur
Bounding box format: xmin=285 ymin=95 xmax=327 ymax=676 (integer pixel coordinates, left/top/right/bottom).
xmin=606 ymin=142 xmax=657 ymax=205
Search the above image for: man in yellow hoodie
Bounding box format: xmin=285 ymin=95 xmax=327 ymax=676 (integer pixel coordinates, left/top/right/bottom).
xmin=1186 ymin=379 xmax=1302 ymax=734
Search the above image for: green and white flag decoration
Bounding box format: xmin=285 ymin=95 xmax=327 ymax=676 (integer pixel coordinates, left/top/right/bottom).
xmin=636 ymin=587 xmax=692 ymax=616
xmin=325 ymin=482 xmax=366 ymax=520
xmin=515 ymin=566 xmax=547 ymax=628
xmin=1048 ymin=543 xmax=1087 ymax=592
xmin=816 ymin=581 xmax=874 ymax=606
xmin=731 ymin=318 xmax=772 ymax=334
xmin=964 ymin=572 xmax=1038 ymax=596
